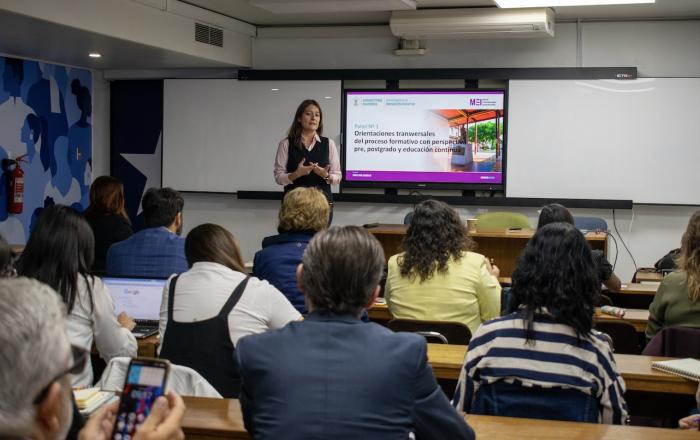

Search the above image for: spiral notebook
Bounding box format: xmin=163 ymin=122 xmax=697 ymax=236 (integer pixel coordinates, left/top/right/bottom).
xmin=651 ymin=358 xmax=700 ymax=381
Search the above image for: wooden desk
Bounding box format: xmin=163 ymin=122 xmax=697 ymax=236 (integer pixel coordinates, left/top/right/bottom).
xmin=424 ymin=343 xmax=697 ymax=395
xmin=634 ymin=271 xmax=664 ymax=283
xmin=465 ymin=414 xmax=699 ymax=440
xmin=367 ymin=224 xmax=607 ymax=277
xmin=181 ymin=397 xmax=699 ymax=440
xmin=595 ymin=308 xmax=649 ymax=333
xmin=182 ymin=396 xmax=248 ymax=439
xmin=610 ymin=283 xmax=658 ymax=309
xmin=619 ymin=283 xmax=658 ymax=296
xmin=368 ymin=305 xmax=649 ymax=333
xmin=137 ymin=335 xmax=160 ymax=358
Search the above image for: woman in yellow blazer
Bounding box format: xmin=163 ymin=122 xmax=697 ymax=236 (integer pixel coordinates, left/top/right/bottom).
xmin=385 ymin=200 xmax=501 ymax=335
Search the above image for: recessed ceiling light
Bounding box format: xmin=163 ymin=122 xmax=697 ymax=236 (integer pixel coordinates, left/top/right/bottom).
xmin=324 ymin=96 xmax=332 ymax=99
xmin=495 ymin=0 xmax=654 ymax=7
xmin=88 ymin=53 xmax=102 ymax=58
xmin=271 ymin=88 xmax=279 ymax=91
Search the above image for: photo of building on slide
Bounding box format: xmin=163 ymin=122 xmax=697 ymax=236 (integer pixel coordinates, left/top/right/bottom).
xmin=432 ymin=109 xmax=504 ymax=173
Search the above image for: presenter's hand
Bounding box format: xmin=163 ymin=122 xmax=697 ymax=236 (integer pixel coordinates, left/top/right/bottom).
xmin=312 ymin=163 xmax=330 ymax=179
xmin=292 ymin=159 xmax=314 ymax=180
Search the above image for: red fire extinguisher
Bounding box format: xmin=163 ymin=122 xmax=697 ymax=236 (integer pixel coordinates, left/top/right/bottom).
xmin=8 ymin=154 xmax=27 ymax=214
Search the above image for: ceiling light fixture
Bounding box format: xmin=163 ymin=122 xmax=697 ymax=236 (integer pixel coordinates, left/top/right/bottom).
xmin=271 ymin=88 xmax=279 ymax=91
xmin=495 ymin=0 xmax=654 ymax=7
xmin=88 ymin=53 xmax=102 ymax=58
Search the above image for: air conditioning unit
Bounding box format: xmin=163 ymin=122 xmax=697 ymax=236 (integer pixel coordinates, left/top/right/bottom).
xmin=390 ymin=7 xmax=555 ymax=39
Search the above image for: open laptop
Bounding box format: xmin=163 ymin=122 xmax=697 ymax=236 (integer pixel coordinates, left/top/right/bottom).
xmin=102 ymin=277 xmax=167 ymax=339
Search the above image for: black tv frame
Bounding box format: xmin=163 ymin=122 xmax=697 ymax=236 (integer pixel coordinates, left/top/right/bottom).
xmin=341 ymin=87 xmax=508 ymax=192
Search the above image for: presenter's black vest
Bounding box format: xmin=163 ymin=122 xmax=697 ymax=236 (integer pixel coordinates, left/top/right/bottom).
xmin=285 ymin=136 xmax=332 ymax=202
xmin=159 ymin=275 xmax=249 ymax=398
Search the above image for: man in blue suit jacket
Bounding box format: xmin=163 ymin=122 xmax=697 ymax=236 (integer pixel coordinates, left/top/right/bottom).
xmin=236 ymin=226 xmax=474 ymax=440
xmin=106 ymin=187 xmax=188 ymax=278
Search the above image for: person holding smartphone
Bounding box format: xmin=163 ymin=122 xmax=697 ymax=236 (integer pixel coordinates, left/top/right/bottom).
xmin=274 ymin=99 xmax=341 ymax=223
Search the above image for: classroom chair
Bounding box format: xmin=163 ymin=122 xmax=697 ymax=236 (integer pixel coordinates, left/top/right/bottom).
xmin=387 ymin=319 xmax=472 ymax=345
xmin=472 ymin=381 xmax=599 ymax=423
xmin=98 ymin=357 xmax=222 ymax=398
xmin=574 ymin=216 xmax=608 ymax=232
xmin=643 ymin=326 xmax=700 ymax=357
xmin=475 ymin=212 xmax=531 ymax=231
xmin=594 ymin=322 xmax=641 ymax=355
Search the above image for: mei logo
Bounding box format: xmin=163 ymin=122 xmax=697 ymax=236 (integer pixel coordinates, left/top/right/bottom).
xmin=469 ymin=98 xmax=484 ymax=106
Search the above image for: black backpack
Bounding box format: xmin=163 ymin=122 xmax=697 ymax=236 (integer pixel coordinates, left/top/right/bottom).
xmin=655 ymin=248 xmax=680 ymax=271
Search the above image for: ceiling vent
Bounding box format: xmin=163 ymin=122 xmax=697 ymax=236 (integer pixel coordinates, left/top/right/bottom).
xmin=194 ymin=22 xmax=224 ymax=47
xmin=390 ymin=7 xmax=555 ymax=39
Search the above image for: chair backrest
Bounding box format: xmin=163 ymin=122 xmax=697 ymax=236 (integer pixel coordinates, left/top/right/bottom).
xmin=643 ymin=326 xmax=700 ymax=357
xmin=472 ymin=381 xmax=599 ymax=423
xmin=403 ymin=211 xmax=414 ymax=225
xmin=594 ymin=293 xmax=614 ymax=307
xmin=387 ymin=319 xmax=472 ymax=345
xmin=574 ymin=216 xmax=608 ymax=231
xmin=594 ymin=322 xmax=641 ymax=355
xmin=97 ymin=357 xmax=222 ymax=398
xmin=475 ymin=212 xmax=531 ymax=231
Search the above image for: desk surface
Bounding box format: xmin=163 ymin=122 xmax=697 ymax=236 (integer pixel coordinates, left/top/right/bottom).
xmin=424 ymin=343 xmax=696 ymax=395
xmin=619 ymin=283 xmax=659 ymax=296
xmin=181 ymin=397 xmax=699 ymax=440
xmin=368 ymin=224 xmax=607 ymax=240
xmin=367 ymin=303 xmax=650 ymax=333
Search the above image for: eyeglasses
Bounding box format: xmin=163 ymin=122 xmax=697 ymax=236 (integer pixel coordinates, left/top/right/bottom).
xmin=33 ymin=345 xmax=89 ymax=405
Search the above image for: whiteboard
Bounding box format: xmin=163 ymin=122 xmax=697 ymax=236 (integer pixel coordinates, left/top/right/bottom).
xmin=163 ymin=79 xmax=342 ymax=192
xmin=506 ymin=79 xmax=700 ymax=205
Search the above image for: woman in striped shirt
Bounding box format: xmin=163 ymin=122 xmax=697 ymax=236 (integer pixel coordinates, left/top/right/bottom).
xmin=453 ymin=222 xmax=628 ymax=424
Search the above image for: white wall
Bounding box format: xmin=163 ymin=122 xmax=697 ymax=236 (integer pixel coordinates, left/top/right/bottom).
xmin=173 ymin=19 xmax=700 ymax=284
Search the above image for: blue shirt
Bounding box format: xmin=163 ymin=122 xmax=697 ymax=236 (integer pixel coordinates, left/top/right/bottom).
xmin=106 ymin=227 xmax=188 ymax=278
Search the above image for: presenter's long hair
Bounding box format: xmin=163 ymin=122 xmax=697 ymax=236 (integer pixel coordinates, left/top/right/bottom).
xmin=507 ymin=222 xmax=598 ymax=342
xmin=287 ymin=99 xmax=323 ymax=148
xmin=185 ymin=224 xmax=246 ymax=274
xmin=17 ymin=205 xmax=95 ymax=313
xmin=678 ymin=211 xmax=700 ymax=302
xmin=85 ymin=176 xmax=130 ymax=224
xmin=398 ymin=200 xmax=474 ymax=282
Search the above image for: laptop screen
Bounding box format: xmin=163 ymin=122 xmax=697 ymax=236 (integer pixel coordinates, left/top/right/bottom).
xmin=103 ymin=277 xmax=166 ymax=322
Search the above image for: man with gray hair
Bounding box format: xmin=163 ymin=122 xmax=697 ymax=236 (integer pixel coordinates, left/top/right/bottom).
xmin=236 ymin=226 xmax=474 ymax=439
xmin=0 ymin=278 xmax=77 ymax=439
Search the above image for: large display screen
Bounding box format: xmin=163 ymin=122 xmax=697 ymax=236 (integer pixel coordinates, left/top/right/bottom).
xmin=343 ymin=90 xmax=506 ymax=190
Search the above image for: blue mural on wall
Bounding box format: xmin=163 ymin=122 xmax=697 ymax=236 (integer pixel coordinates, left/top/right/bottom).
xmin=0 ymin=55 xmax=92 ymax=243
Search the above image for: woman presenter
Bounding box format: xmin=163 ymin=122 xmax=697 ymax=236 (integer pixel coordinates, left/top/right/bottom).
xmin=274 ymin=99 xmax=341 ymax=221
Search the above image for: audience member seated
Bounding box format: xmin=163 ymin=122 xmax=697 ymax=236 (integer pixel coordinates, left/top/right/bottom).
xmin=454 ymin=222 xmax=628 ymax=424
xmin=237 ymin=226 xmax=474 ymax=440
xmin=646 ymin=211 xmax=700 ymax=341
xmin=0 ymin=277 xmax=185 ymax=440
xmin=253 ymin=187 xmax=329 ymax=314
xmin=537 ymin=204 xmax=622 ymax=292
xmin=159 ymin=223 xmax=301 ymax=398
xmin=106 ymin=187 xmax=188 ymax=278
xmin=84 ymin=176 xmax=133 ymax=273
xmin=18 ymin=205 xmax=137 ymax=387
xmin=384 ymin=199 xmax=501 ymax=335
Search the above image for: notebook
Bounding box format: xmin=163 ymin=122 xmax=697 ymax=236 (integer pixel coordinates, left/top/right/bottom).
xmin=651 ymin=358 xmax=700 ymax=381
xmin=74 ymin=387 xmax=117 ymax=415
xmin=103 ymin=277 xmax=167 ymax=339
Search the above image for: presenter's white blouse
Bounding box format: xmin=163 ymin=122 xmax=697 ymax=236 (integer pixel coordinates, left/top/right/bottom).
xmin=68 ymin=276 xmax=138 ymax=387
xmin=158 ymin=262 xmax=301 ymax=352
xmin=274 ymin=134 xmax=342 ymax=186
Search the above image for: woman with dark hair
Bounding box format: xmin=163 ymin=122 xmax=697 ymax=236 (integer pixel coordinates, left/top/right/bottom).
xmin=646 ymin=211 xmax=700 ymax=341
xmin=84 ymin=176 xmax=133 ymax=273
xmin=17 ymin=204 xmax=137 ymax=387
xmin=274 ymin=99 xmax=341 ymax=221
xmin=253 ymin=187 xmax=330 ymax=314
xmin=537 ymin=203 xmax=621 ymax=292
xmin=454 ymin=222 xmax=627 ymax=424
xmin=158 ymin=223 xmax=301 ymax=397
xmin=384 ymin=199 xmax=501 ymax=334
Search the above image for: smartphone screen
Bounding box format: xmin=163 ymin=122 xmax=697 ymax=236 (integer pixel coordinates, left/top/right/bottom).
xmin=112 ymin=358 xmax=169 ymax=440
